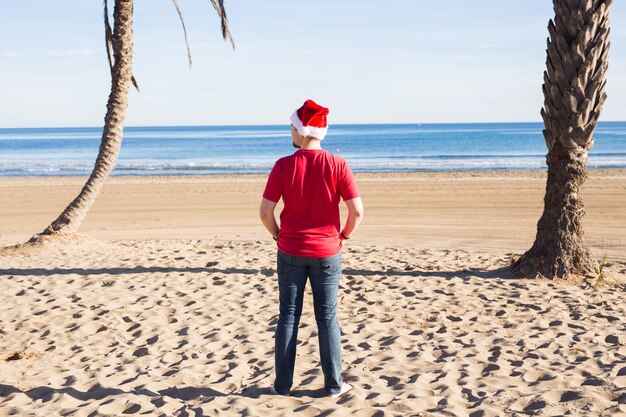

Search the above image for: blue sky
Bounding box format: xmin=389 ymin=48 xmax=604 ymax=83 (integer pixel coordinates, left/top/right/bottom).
xmin=1 ymin=1 xmax=625 ymax=127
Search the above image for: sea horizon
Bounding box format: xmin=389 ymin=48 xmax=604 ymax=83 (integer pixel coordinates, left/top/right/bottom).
xmin=2 ymin=121 xmax=626 ymax=177
xmin=3 ymin=120 xmax=626 ymax=130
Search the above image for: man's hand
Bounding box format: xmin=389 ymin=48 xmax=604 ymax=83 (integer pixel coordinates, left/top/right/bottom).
xmin=259 ymin=198 xmax=280 ymax=240
xmin=342 ymin=197 xmax=364 ymax=239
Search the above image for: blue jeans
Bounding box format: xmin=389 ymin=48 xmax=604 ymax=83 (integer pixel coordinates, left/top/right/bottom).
xmin=273 ymin=249 xmax=343 ymax=396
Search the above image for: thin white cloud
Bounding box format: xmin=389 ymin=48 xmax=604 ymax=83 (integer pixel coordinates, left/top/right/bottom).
xmin=45 ymin=48 xmax=101 ymax=57
xmin=474 ymin=43 xmax=502 ymax=50
xmin=1 ymin=51 xmax=28 ymax=58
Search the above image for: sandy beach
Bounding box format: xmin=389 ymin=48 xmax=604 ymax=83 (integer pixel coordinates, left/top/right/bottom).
xmin=1 ymin=171 xmax=625 ymax=416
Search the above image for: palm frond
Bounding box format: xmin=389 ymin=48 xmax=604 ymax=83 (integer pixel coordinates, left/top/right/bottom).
xmin=171 ymin=0 xmax=193 ymax=67
xmin=209 ymin=0 xmax=235 ymax=49
xmin=131 ymin=75 xmax=140 ymax=92
xmin=104 ymin=0 xmax=115 ymax=75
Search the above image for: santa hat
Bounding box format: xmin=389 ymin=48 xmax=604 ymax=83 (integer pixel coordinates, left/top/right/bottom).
xmin=290 ymin=99 xmax=329 ymax=140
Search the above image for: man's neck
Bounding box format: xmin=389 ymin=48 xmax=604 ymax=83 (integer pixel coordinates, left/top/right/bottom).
xmin=300 ymin=138 xmax=322 ymax=150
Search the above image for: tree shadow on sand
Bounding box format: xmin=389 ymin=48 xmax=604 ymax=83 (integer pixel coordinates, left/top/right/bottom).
xmin=0 ymin=266 xmax=275 ymax=277
xmin=343 ymin=266 xmax=517 ymax=280
xmin=0 ymin=265 xmax=518 ymax=281
xmin=0 ymin=383 xmax=327 ymax=406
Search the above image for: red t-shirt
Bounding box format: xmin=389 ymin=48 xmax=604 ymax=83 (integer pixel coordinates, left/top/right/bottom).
xmin=263 ymin=149 xmax=360 ymax=258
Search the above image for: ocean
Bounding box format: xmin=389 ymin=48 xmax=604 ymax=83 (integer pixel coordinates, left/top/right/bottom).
xmin=1 ymin=122 xmax=625 ymax=177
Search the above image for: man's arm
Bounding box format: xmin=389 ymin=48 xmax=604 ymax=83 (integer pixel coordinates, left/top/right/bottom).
xmin=341 ymin=196 xmax=364 ymax=239
xmin=259 ymin=198 xmax=280 ymax=239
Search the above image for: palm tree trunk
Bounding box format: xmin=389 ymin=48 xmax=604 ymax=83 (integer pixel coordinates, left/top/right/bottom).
xmin=513 ymin=0 xmax=611 ymax=278
xmin=514 ymin=148 xmax=596 ymax=277
xmin=39 ymin=0 xmax=134 ymax=237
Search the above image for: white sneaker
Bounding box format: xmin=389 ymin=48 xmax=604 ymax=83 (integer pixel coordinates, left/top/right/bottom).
xmin=329 ymin=382 xmax=353 ymax=398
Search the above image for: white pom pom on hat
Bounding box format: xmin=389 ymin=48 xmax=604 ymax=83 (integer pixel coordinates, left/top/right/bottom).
xmin=290 ymin=99 xmax=329 ymax=140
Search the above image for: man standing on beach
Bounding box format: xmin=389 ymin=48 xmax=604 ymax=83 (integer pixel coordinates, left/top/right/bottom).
xmin=259 ymin=99 xmax=364 ymax=398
